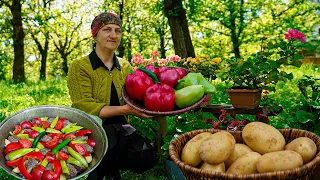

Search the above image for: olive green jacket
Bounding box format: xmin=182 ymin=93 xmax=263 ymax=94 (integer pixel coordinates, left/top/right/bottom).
xmin=67 ymin=55 xmax=132 ymax=120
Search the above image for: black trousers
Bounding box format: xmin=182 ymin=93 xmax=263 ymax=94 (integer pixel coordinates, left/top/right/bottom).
xmin=87 ymin=124 xmax=159 ymax=180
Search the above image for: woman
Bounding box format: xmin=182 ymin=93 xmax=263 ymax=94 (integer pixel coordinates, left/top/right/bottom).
xmin=67 ymin=12 xmax=159 ymax=180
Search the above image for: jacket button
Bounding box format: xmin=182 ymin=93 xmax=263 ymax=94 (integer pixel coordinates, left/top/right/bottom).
xmin=116 ymin=85 xmax=119 ymax=88
xmin=96 ymin=99 xmax=100 ymax=103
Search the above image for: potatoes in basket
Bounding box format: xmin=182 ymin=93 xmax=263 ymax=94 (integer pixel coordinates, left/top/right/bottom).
xmin=257 ymin=150 xmax=303 ymax=173
xmin=200 ymin=162 xmax=225 ymax=173
xmin=181 ymin=132 xmax=213 ymax=166
xmin=200 ymin=131 xmax=236 ymax=164
xmin=242 ymin=122 xmax=286 ymax=154
xmin=226 ymin=152 xmax=261 ymax=175
xmin=285 ymin=137 xmax=317 ymax=164
xmin=224 ymin=143 xmax=254 ymax=168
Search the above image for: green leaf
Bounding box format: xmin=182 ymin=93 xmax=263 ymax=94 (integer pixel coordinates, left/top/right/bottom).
xmin=296 ymin=110 xmax=314 ymax=124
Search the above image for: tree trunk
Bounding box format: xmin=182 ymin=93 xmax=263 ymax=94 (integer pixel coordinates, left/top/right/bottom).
xmin=117 ymin=0 xmax=125 ymax=57
xmin=62 ymin=54 xmax=68 ymax=76
xmin=157 ymin=26 xmax=166 ymax=58
xmin=39 ymin=35 xmax=49 ymax=80
xmin=164 ymin=0 xmax=195 ymax=59
xmin=11 ymin=0 xmax=25 ymax=82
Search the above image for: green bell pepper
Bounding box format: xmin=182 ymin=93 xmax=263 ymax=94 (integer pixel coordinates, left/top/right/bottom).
xmin=61 ymin=123 xmax=77 ymax=133
xmin=182 ymin=73 xmax=215 ymax=94
xmin=71 ymin=140 xmax=87 ymax=144
xmin=67 ymin=156 xmax=83 ymax=167
xmin=60 ymin=160 xmax=70 ymax=174
xmin=31 ymin=126 xmax=45 ymax=133
xmin=36 ymin=141 xmax=45 ymax=150
xmin=175 ymin=85 xmax=205 ymax=109
xmin=67 ymin=146 xmax=88 ymax=168
xmin=7 ymin=148 xmax=36 ymax=161
xmin=63 ymin=126 xmax=83 ymax=134
xmin=50 ymin=116 xmax=59 ymax=128
xmin=41 ymin=157 xmax=49 ymax=167
xmin=46 ymin=128 xmax=63 ymax=134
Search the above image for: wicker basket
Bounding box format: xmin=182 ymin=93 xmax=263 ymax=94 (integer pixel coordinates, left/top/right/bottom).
xmin=122 ymin=87 xmax=209 ymax=116
xmin=169 ymin=129 xmax=320 ymax=180
xmin=122 ymin=66 xmax=210 ymax=116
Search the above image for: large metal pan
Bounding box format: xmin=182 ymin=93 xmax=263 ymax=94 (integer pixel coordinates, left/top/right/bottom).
xmin=0 ymin=105 xmax=108 ymax=180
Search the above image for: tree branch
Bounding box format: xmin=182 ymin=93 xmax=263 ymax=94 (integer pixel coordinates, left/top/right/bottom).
xmin=199 ymin=25 xmax=230 ymax=37
xmin=0 ymin=0 xmax=11 ymax=8
xmin=31 ymin=33 xmax=44 ymax=54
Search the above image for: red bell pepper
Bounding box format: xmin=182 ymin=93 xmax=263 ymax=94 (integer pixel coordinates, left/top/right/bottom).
xmin=125 ymin=70 xmax=154 ymax=101
xmin=20 ymin=120 xmax=32 ymax=129
xmin=31 ymin=164 xmax=45 ymax=180
xmin=175 ymin=68 xmax=187 ymax=79
xmin=18 ymin=159 xmax=33 ymax=179
xmin=75 ymin=129 xmax=92 ymax=136
xmin=158 ymin=66 xmax=169 ymax=73
xmin=4 ymin=142 xmax=23 ymax=154
xmin=144 ymin=64 xmax=159 ymax=77
xmin=42 ymin=160 xmax=62 ymax=180
xmin=144 ymin=84 xmax=176 ymax=112
xmin=17 ymin=152 xmax=44 ymax=179
xmin=87 ymin=138 xmax=96 ymax=147
xmin=13 ymin=124 xmax=22 ymax=135
xmin=18 ymin=139 xmax=32 ymax=148
xmin=29 ymin=130 xmax=39 ymax=139
xmin=45 ymin=137 xmax=59 ymax=149
xmin=23 ymin=151 xmax=45 ymax=162
xmin=158 ymin=68 xmax=181 ymax=88
xmin=5 ymin=157 xmax=22 ymax=167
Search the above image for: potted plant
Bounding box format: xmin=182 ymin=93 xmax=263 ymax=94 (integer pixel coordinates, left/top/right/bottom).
xmin=219 ymin=29 xmax=306 ymax=108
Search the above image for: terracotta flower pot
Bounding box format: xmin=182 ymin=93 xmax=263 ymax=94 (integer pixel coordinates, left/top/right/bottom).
xmin=226 ymin=88 xmax=263 ymax=109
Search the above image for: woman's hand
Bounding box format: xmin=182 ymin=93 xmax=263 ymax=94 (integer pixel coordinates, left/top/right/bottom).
xmin=123 ymin=104 xmax=154 ymax=119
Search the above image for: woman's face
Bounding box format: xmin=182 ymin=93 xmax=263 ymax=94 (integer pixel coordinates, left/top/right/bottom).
xmin=94 ymin=24 xmax=122 ymax=51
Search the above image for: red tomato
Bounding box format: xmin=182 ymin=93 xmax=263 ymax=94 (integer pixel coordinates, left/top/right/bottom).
xmin=46 ymin=152 xmax=56 ymax=163
xmin=74 ymin=144 xmax=87 ymax=155
xmin=42 ymin=170 xmax=58 ymax=180
xmin=45 ymin=137 xmax=59 ymax=149
xmin=87 ymin=138 xmax=96 ymax=147
xmin=54 ymin=120 xmax=64 ymax=131
xmin=41 ymin=121 xmax=50 ymax=129
xmin=13 ymin=125 xmax=22 ymax=135
xmin=33 ymin=117 xmax=42 ymax=126
xmin=20 ymin=120 xmax=31 ymax=129
xmin=18 ymin=139 xmax=32 ymax=148
xmin=31 ymin=164 xmax=45 ymax=180
xmin=58 ymin=151 xmax=69 ymax=160
xmin=29 ymin=130 xmax=39 ymax=139
xmin=47 ymin=133 xmax=64 ymax=139
xmin=64 ymin=134 xmax=74 ymax=141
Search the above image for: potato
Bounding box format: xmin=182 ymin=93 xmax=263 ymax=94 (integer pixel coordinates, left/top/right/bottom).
xmin=225 ymin=143 xmax=254 ymax=168
xmin=181 ymin=132 xmax=213 ymax=166
xmin=200 ymin=131 xmax=236 ymax=164
xmin=226 ymin=152 xmax=261 ymax=175
xmin=200 ymin=162 xmax=225 ymax=173
xmin=242 ymin=122 xmax=286 ymax=154
xmin=285 ymin=137 xmax=317 ymax=164
xmin=257 ymin=150 xmax=303 ymax=173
